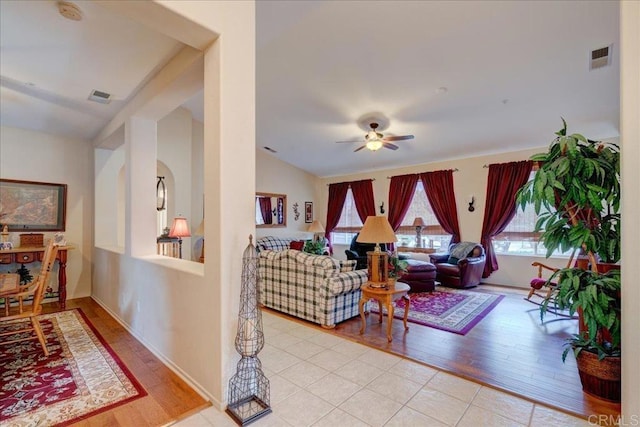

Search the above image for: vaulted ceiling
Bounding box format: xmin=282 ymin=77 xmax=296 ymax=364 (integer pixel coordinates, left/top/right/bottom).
xmin=1 ymin=1 xmax=620 ymax=178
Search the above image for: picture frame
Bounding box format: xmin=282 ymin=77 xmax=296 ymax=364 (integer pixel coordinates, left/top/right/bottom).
xmin=0 ymin=179 xmax=67 ymax=232
xmin=304 ymin=201 xmax=313 ymax=223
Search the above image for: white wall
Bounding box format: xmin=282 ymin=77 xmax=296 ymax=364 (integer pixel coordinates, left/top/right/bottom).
xmin=0 ymin=125 xmax=93 ymax=300
xmin=317 ymin=146 xmax=569 ymax=288
xmin=621 ymin=0 xmax=640 ymax=418
xmin=91 ymin=0 xmax=255 ymax=408
xmin=256 ymin=148 xmax=319 ymax=239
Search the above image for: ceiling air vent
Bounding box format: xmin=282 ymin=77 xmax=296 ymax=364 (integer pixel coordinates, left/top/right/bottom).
xmin=590 ymin=45 xmax=612 ymax=70
xmin=88 ymin=89 xmax=112 ymax=104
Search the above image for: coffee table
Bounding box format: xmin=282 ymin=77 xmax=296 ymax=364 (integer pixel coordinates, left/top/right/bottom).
xmin=358 ymin=281 xmax=410 ymax=342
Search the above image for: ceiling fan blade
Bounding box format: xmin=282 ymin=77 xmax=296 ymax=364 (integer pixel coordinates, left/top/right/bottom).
xmin=336 ymin=138 xmax=363 ymax=143
xmin=383 ymin=135 xmax=414 ymax=142
xmin=383 ymin=142 xmax=399 ymax=150
xmin=354 ymin=145 xmax=367 ymax=152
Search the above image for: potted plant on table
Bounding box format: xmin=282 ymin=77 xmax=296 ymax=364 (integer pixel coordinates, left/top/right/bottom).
xmin=516 ymin=118 xmax=621 ymax=401
xmin=388 ymin=253 xmax=409 ymax=284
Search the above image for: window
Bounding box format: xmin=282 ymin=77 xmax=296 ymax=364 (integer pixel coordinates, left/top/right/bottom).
xmin=493 ymin=171 xmax=571 ymax=257
xmin=395 ymin=181 xmax=451 ymax=250
xmin=331 ymin=188 xmax=363 ymax=244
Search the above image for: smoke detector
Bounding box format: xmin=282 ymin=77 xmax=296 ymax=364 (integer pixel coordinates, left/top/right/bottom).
xmin=590 ymin=45 xmax=612 ymax=70
xmin=58 ymin=1 xmax=82 ymax=21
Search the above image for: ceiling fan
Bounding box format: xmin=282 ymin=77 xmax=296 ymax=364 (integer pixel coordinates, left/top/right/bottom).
xmin=336 ymin=122 xmax=414 ymax=152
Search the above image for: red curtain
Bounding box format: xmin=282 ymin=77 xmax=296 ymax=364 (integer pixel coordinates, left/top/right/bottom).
xmin=480 ymin=160 xmax=533 ymax=277
xmin=350 ymin=179 xmax=376 ymax=223
xmin=420 ymin=170 xmax=461 ymax=244
xmin=388 ymin=174 xmax=418 ymax=231
xmin=325 ymin=182 xmax=350 ymax=251
xmin=258 ymin=197 xmax=272 ymax=224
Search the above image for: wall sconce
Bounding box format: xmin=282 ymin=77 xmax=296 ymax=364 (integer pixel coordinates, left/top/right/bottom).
xmin=168 ymin=217 xmax=190 ymax=259
xmin=468 ymin=196 xmax=475 ymax=212
xmin=379 ymin=202 xmax=385 ymax=214
xmin=156 ymin=176 xmax=166 ymax=211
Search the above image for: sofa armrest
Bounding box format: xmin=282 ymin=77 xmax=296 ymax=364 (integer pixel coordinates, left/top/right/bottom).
xmin=322 ymin=270 xmax=368 ymax=297
xmin=459 ymin=256 xmax=485 ymax=266
xmin=429 ymin=253 xmax=450 ymax=264
xmin=458 ymin=256 xmax=486 ymax=286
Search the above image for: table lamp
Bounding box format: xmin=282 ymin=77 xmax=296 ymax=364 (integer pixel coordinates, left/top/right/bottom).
xmin=357 ymin=216 xmax=397 ymax=287
xmin=412 ymin=217 xmax=425 ymax=248
xmin=168 ymin=217 xmax=190 ymax=259
xmin=307 ymin=220 xmax=325 ymax=242
xmin=195 ymin=220 xmax=204 ymax=263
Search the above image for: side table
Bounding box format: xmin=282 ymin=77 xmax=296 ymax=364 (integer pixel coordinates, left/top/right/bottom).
xmin=358 ymin=281 xmax=410 ymax=342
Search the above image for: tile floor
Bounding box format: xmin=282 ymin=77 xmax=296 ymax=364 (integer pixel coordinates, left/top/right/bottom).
xmin=171 ymin=312 xmax=590 ymax=427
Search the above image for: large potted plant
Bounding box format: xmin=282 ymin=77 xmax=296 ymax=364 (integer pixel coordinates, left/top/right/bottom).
xmin=516 ymin=119 xmax=621 ymax=401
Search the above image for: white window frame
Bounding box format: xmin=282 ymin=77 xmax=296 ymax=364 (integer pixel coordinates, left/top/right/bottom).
xmin=493 ymin=170 xmax=571 ymax=257
xmin=395 ymin=180 xmax=452 ymax=250
xmin=331 ymin=188 xmax=363 ymax=245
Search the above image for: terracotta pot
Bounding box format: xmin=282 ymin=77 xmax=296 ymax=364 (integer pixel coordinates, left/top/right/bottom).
xmin=596 ymin=263 xmax=620 ymax=274
xmin=575 ymin=350 xmax=621 ymax=402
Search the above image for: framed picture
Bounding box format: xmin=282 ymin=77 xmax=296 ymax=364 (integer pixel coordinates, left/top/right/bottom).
xmin=304 ymin=201 xmax=313 ymax=223
xmin=0 ymin=179 xmax=67 ymax=231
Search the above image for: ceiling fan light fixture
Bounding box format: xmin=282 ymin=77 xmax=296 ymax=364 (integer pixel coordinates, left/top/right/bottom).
xmin=366 ymin=139 xmax=383 ymax=151
xmin=366 ymin=130 xmax=379 ymax=141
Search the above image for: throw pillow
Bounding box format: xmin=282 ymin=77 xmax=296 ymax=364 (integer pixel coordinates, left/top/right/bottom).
xmin=447 ymin=256 xmax=460 ymax=265
xmin=340 ymin=260 xmax=357 ymax=272
xmin=290 ymin=240 xmax=305 ymax=251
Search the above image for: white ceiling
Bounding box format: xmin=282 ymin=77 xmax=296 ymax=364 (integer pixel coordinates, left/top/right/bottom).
xmin=0 ymin=0 xmax=183 ymax=141
xmin=1 ymin=1 xmax=620 ymax=178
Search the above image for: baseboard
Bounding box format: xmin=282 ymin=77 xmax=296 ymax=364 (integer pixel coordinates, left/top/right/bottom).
xmin=90 ymin=295 xmax=222 ymax=409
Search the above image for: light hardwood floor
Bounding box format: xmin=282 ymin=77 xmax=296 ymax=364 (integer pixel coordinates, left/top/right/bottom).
xmin=41 ymin=298 xmax=210 ymax=426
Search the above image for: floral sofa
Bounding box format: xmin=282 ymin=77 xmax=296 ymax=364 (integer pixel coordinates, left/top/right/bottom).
xmin=258 ymin=249 xmax=367 ymax=328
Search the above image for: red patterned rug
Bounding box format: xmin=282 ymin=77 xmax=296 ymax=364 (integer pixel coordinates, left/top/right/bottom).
xmin=0 ymin=309 xmax=146 ymax=426
xmin=371 ymin=287 xmax=504 ymax=335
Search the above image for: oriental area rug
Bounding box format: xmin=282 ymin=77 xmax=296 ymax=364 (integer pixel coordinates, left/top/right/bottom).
xmin=0 ymin=309 xmax=146 ymax=426
xmin=371 ymin=287 xmax=504 ymax=335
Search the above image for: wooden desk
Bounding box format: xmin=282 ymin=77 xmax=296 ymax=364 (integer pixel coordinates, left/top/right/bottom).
xmin=359 ymin=281 xmax=410 ymax=342
xmin=0 ymin=245 xmax=73 ymax=309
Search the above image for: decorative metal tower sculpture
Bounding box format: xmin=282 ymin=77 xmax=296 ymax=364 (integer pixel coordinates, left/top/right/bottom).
xmin=226 ymin=235 xmax=271 ymax=425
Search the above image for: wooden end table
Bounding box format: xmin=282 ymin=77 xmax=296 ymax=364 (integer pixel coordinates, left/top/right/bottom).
xmin=358 ymin=281 xmax=410 ymax=342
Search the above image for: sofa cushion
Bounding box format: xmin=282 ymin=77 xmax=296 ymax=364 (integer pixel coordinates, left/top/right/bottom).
xmin=256 ymin=236 xmax=292 ymax=252
xmin=340 ymin=260 xmax=357 ymax=272
xmin=436 ymin=263 xmax=461 ymax=276
xmin=405 ymin=259 xmax=436 ymax=273
xmin=290 ymin=240 xmax=305 ymax=251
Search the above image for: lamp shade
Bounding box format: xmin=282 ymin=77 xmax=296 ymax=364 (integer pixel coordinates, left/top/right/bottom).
xmin=412 ymin=217 xmax=426 ymax=228
xmin=168 ymin=217 xmax=191 ymax=238
xmin=307 ymin=220 xmax=325 ymax=233
xmin=195 ymin=220 xmax=204 ymax=236
xmin=357 ymin=216 xmax=397 ymax=244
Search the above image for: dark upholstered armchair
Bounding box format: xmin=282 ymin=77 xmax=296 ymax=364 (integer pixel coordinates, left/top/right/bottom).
xmin=345 ymin=233 xmax=388 ymax=270
xmin=429 ymin=242 xmax=486 ymax=288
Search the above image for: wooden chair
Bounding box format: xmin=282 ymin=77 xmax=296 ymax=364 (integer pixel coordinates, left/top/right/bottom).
xmin=525 ymin=248 xmax=578 ymax=317
xmin=0 ymin=240 xmax=58 ymax=356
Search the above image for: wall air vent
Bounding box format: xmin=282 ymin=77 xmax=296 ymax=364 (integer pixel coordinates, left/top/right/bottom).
xmin=263 ymin=146 xmax=277 ymax=153
xmin=88 ymin=89 xmax=112 ymax=104
xmin=590 ymin=45 xmax=612 ymax=70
